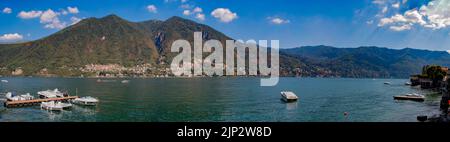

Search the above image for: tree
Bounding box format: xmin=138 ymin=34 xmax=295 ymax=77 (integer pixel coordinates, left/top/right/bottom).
xmin=422 ymin=65 xmax=447 ymax=88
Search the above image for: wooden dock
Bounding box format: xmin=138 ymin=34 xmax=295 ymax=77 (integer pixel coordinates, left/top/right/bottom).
xmin=4 ymin=96 xmax=79 ymax=108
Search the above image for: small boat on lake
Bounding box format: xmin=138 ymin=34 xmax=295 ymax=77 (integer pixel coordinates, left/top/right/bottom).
xmin=394 ymin=93 xmax=425 ymax=102
xmin=405 ymin=82 xmax=412 ymax=85
xmin=281 ymin=91 xmax=298 ymax=102
xmin=384 ymin=82 xmax=391 ymax=85
xmin=41 ymin=101 xmax=72 ymax=111
xmin=72 ymin=96 xmax=99 ymax=106
xmin=1 ymin=80 xmax=8 ymax=83
xmin=97 ymin=79 xmax=117 ymax=83
xmin=38 ymin=89 xmax=68 ymax=99
xmin=121 ymin=80 xmax=130 ymax=83
xmin=5 ymin=92 xmax=34 ymax=101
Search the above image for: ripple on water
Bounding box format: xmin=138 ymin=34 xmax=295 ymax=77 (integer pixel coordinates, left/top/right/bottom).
xmin=0 ymin=77 xmax=443 ymax=122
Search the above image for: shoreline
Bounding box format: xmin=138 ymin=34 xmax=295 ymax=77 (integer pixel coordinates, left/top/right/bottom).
xmin=0 ymin=75 xmax=411 ymax=80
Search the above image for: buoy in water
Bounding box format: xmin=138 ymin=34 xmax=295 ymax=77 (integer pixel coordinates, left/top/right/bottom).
xmin=344 ymin=112 xmax=349 ymax=116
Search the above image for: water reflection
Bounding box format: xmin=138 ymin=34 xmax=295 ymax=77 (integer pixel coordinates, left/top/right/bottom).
xmin=0 ymin=77 xmax=443 ymax=122
xmin=285 ymin=102 xmax=298 ymax=110
xmin=45 ymin=110 xmax=64 ymax=121
xmin=72 ymin=105 xmax=98 ymax=116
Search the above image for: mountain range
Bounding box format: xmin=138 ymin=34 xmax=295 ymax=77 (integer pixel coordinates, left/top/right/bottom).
xmin=280 ymin=46 xmax=450 ymax=78
xmin=1 ymin=14 xmax=449 ymax=78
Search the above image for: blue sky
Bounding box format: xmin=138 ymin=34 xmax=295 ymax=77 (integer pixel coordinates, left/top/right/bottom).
xmin=1 ymin=0 xmax=450 ymax=51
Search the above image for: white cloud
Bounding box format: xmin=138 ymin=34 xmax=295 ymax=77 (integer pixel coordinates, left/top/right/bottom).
xmin=18 ymin=10 xmax=43 ymax=19
xmin=147 ymin=5 xmax=158 ymax=13
xmin=2 ymin=7 xmax=12 ymax=14
xmin=195 ymin=13 xmax=205 ymax=21
xmin=165 ymin=0 xmax=184 ymax=3
xmin=378 ymin=0 xmax=450 ymax=31
xmin=17 ymin=7 xmax=81 ymax=30
xmin=378 ymin=9 xmax=426 ymax=29
xmin=193 ymin=7 xmax=202 ymax=13
xmin=67 ymin=7 xmax=79 ymax=14
xmin=392 ymin=2 xmax=400 ymax=8
xmin=268 ymin=17 xmax=290 ymax=25
xmin=211 ymin=8 xmax=238 ymax=23
xmin=40 ymin=9 xmax=58 ymax=23
xmin=367 ymin=20 xmax=374 ymax=25
xmin=43 ymin=19 xmax=66 ymax=29
xmin=183 ymin=10 xmax=191 ymax=16
xmin=382 ymin=6 xmax=388 ymax=13
xmin=402 ymin=0 xmax=408 ymax=4
xmin=70 ymin=16 xmax=82 ymax=25
xmin=61 ymin=10 xmax=69 ymax=15
xmin=0 ymin=33 xmax=23 ymax=41
xmin=40 ymin=9 xmax=66 ymax=29
xmin=389 ymin=24 xmax=412 ymax=31
xmin=180 ymin=4 xmax=191 ymax=9
xmin=182 ymin=6 xmax=205 ymax=21
xmin=372 ymin=0 xmax=386 ymax=5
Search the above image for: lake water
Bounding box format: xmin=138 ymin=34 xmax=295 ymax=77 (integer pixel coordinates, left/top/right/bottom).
xmin=0 ymin=77 xmax=442 ymax=122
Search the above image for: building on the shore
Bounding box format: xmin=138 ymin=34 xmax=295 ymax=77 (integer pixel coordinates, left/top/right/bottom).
xmin=410 ymin=75 xmax=434 ymax=89
xmin=410 ymin=75 xmax=421 ymax=86
xmin=409 ymin=65 xmax=450 ymax=119
xmin=420 ymin=78 xmax=434 ymax=89
xmin=410 ymin=65 xmax=449 ymax=89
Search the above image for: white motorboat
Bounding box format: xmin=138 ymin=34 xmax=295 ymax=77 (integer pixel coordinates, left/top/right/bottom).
xmin=405 ymin=82 xmax=412 ymax=85
xmin=121 ymin=80 xmax=130 ymax=83
xmin=37 ymin=89 xmax=67 ymax=99
xmin=281 ymin=91 xmax=298 ymax=102
xmin=394 ymin=93 xmax=425 ymax=102
xmin=72 ymin=96 xmax=99 ymax=106
xmin=1 ymin=80 xmax=8 ymax=83
xmin=5 ymin=92 xmax=34 ymax=101
xmin=41 ymin=101 xmax=72 ymax=111
xmin=384 ymin=82 xmax=391 ymax=85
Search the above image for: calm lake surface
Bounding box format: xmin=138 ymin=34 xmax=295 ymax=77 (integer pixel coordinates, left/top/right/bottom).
xmin=0 ymin=77 xmax=442 ymax=122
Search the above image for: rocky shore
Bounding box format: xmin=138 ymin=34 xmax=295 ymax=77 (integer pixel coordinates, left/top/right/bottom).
xmin=410 ymin=65 xmax=450 ymax=122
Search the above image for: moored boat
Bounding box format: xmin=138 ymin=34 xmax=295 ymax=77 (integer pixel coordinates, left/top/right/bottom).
xmin=1 ymin=80 xmax=8 ymax=83
xmin=5 ymin=92 xmax=34 ymax=101
xmin=281 ymin=91 xmax=298 ymax=102
xmin=37 ymin=89 xmax=68 ymax=99
xmin=121 ymin=80 xmax=130 ymax=83
xmin=40 ymin=101 xmax=72 ymax=111
xmin=384 ymin=82 xmax=391 ymax=85
xmin=72 ymin=96 xmax=99 ymax=106
xmin=394 ymin=93 xmax=425 ymax=102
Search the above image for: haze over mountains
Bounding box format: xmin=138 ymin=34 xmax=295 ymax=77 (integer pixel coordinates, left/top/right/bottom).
xmin=0 ymin=14 xmax=449 ymax=78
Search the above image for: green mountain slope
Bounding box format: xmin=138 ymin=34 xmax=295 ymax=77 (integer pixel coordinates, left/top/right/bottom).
xmin=1 ymin=15 xmax=449 ymax=78
xmin=280 ymin=46 xmax=450 ymax=78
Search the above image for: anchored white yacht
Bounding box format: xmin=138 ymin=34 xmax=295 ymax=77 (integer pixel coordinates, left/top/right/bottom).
xmin=41 ymin=101 xmax=72 ymax=111
xmin=5 ymin=92 xmax=34 ymax=101
xmin=37 ymin=89 xmax=67 ymax=99
xmin=281 ymin=91 xmax=298 ymax=102
xmin=72 ymin=96 xmax=99 ymax=106
xmin=1 ymin=80 xmax=8 ymax=83
xmin=394 ymin=93 xmax=425 ymax=102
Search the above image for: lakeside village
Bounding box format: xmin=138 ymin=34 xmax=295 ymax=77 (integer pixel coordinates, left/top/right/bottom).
xmin=0 ymin=59 xmax=268 ymax=78
xmin=0 ymin=61 xmax=282 ymax=78
xmin=408 ymin=65 xmax=450 ymax=122
xmin=0 ymin=64 xmax=171 ymax=78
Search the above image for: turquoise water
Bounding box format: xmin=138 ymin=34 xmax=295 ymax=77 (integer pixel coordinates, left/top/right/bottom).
xmin=0 ymin=77 xmax=441 ymax=122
